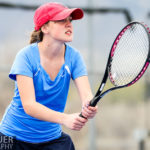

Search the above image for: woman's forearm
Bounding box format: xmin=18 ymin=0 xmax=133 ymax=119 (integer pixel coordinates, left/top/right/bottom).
xmin=23 ymin=101 xmax=66 ymax=124
xmin=23 ymin=101 xmax=87 ymax=131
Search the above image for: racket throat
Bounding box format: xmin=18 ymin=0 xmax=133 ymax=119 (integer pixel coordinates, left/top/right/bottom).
xmin=90 ymin=95 xmax=104 ymax=106
xmin=90 ymin=87 xmax=119 ymax=107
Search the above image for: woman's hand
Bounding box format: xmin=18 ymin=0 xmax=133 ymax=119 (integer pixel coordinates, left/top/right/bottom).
xmin=81 ymin=101 xmax=98 ymax=119
xmin=62 ymin=113 xmax=88 ymax=131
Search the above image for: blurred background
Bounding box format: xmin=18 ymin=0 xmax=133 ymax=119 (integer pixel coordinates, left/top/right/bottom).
xmin=0 ymin=0 xmax=150 ymax=150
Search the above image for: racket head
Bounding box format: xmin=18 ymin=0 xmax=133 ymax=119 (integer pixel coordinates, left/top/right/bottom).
xmin=108 ymin=21 xmax=150 ymax=87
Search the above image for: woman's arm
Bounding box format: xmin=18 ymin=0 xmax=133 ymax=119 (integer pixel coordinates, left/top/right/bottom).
xmin=74 ymin=76 xmax=98 ymax=119
xmin=16 ymin=75 xmax=87 ymax=130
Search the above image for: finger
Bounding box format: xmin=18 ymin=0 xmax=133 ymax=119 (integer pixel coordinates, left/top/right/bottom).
xmin=72 ymin=124 xmax=85 ymax=131
xmin=77 ymin=114 xmax=88 ymax=121
xmin=79 ymin=113 xmax=87 ymax=119
xmin=76 ymin=117 xmax=87 ymax=124
xmin=82 ymin=106 xmax=93 ymax=114
xmin=73 ymin=127 xmax=82 ymax=131
xmin=81 ymin=111 xmax=90 ymax=118
xmin=87 ymin=111 xmax=97 ymax=118
xmin=74 ymin=124 xmax=84 ymax=129
xmin=88 ymin=113 xmax=96 ymax=118
xmin=73 ymin=121 xmax=85 ymax=127
xmin=82 ymin=109 xmax=94 ymax=118
xmin=82 ymin=110 xmax=97 ymax=119
xmin=88 ymin=106 xmax=98 ymax=112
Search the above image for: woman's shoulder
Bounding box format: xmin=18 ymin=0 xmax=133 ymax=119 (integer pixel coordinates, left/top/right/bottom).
xmin=66 ymin=44 xmax=78 ymax=53
xmin=14 ymin=43 xmax=39 ymax=69
xmin=65 ymin=44 xmax=81 ymax=59
xmin=17 ymin=43 xmax=38 ymax=57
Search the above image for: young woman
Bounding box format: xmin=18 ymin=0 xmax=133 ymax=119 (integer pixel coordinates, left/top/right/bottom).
xmin=0 ymin=2 xmax=97 ymax=150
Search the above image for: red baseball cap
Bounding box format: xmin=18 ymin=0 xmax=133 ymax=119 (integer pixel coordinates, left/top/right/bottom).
xmin=34 ymin=2 xmax=84 ymax=31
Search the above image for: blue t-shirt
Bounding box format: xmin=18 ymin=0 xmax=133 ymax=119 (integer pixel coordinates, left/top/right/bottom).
xmin=0 ymin=43 xmax=87 ymax=143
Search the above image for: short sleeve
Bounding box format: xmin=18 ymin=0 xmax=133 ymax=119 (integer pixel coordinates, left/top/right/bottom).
xmin=71 ymin=51 xmax=88 ymax=80
xmin=9 ymin=50 xmax=33 ymax=81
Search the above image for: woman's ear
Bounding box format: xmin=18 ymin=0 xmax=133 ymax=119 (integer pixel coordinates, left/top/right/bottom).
xmin=41 ymin=23 xmax=49 ymax=34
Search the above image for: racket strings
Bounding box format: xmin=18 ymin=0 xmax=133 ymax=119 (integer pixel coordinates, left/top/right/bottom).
xmin=109 ymin=23 xmax=149 ymax=86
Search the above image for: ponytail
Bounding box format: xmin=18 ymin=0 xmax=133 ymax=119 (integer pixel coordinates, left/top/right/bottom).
xmin=29 ymin=29 xmax=43 ymax=44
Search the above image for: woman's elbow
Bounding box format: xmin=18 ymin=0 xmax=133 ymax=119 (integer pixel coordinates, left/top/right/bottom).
xmin=23 ymin=102 xmax=35 ymax=116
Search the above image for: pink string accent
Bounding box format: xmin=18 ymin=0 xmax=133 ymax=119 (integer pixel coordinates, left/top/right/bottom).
xmin=111 ymin=26 xmax=130 ymax=57
xmin=109 ymin=72 xmax=115 ymax=84
xmin=111 ymin=22 xmax=150 ymax=58
xmin=128 ymin=62 xmax=149 ymax=86
xmin=142 ymin=22 xmax=150 ymax=33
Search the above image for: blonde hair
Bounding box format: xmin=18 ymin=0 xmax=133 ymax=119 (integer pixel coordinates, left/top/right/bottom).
xmin=29 ymin=29 xmax=43 ymax=44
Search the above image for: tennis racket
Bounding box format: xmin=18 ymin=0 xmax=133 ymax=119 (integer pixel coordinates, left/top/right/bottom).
xmin=80 ymin=21 xmax=150 ymax=118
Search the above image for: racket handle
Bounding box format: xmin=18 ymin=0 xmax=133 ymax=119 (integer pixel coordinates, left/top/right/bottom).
xmin=79 ymin=113 xmax=87 ymax=119
xmin=79 ymin=95 xmax=101 ymax=118
xmin=89 ymin=97 xmax=99 ymax=107
xmin=79 ymin=97 xmax=98 ymax=118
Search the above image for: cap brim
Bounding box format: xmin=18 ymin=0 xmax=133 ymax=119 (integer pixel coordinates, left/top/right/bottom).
xmin=71 ymin=8 xmax=84 ymax=20
xmin=49 ymin=8 xmax=84 ymax=21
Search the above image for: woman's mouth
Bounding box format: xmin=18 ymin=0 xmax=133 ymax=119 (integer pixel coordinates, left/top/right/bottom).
xmin=65 ymin=30 xmax=72 ymax=36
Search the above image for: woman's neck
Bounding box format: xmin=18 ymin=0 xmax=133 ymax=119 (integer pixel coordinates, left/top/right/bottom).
xmin=38 ymin=40 xmax=65 ymax=60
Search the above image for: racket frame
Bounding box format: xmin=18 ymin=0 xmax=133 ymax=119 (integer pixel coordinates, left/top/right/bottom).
xmin=90 ymin=21 xmax=150 ymax=107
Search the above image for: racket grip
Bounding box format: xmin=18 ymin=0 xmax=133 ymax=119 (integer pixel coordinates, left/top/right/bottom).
xmin=79 ymin=113 xmax=87 ymax=119
xmin=79 ymin=96 xmax=99 ymax=118
xmin=89 ymin=98 xmax=98 ymax=107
